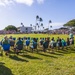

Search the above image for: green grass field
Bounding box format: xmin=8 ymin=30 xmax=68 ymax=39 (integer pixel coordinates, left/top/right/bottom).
xmin=0 ymin=34 xmax=75 ymax=75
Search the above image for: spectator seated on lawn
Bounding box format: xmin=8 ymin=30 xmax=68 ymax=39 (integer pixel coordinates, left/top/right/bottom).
xmin=2 ymin=36 xmax=10 ymax=56
xmin=43 ymin=38 xmax=49 ymax=52
xmin=14 ymin=37 xmax=23 ymax=55
xmin=30 ymin=38 xmax=37 ymax=53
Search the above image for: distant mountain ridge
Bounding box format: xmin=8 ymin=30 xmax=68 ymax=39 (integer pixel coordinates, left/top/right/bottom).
xmin=64 ymin=19 xmax=75 ymax=27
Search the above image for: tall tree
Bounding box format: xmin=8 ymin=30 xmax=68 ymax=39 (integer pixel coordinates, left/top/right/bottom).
xmin=49 ymin=20 xmax=52 ymax=23
xmin=36 ymin=15 xmax=39 ymax=30
xmin=21 ymin=22 xmax=24 ymax=27
xmin=39 ymin=18 xmax=43 ymax=30
xmin=39 ymin=17 xmax=43 ymax=22
xmin=4 ymin=25 xmax=17 ymax=31
xmin=48 ymin=20 xmax=52 ymax=34
xmin=38 ymin=25 xmax=40 ymax=30
xmin=36 ymin=15 xmax=39 ymax=21
xmin=35 ymin=15 xmax=43 ymax=31
xmin=43 ymin=27 xmax=44 ymax=30
xmin=40 ymin=23 xmax=43 ymax=30
xmin=48 ymin=20 xmax=52 ymax=30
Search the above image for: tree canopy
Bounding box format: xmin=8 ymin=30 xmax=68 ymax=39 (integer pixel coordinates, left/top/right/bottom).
xmin=4 ymin=25 xmax=17 ymax=31
xmin=64 ymin=19 xmax=75 ymax=27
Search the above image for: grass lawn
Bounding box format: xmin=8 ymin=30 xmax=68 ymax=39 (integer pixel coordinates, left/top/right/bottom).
xmin=0 ymin=34 xmax=75 ymax=75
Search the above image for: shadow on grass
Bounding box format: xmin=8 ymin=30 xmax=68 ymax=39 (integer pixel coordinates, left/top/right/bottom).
xmin=47 ymin=51 xmax=63 ymax=56
xmin=21 ymin=55 xmax=42 ymax=60
xmin=57 ymin=46 xmax=75 ymax=54
xmin=37 ymin=53 xmax=58 ymax=58
xmin=9 ymin=55 xmax=28 ymax=62
xmin=0 ymin=62 xmax=14 ymax=75
xmin=0 ymin=62 xmax=5 ymax=65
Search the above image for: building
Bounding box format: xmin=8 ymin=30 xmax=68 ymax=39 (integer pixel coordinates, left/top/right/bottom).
xmin=19 ymin=25 xmax=32 ymax=33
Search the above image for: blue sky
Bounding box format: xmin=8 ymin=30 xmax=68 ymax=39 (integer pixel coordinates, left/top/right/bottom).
xmin=0 ymin=0 xmax=75 ymax=30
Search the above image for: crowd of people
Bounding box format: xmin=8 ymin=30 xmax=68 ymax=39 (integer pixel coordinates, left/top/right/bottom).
xmin=0 ymin=30 xmax=16 ymax=34
xmin=0 ymin=33 xmax=74 ymax=56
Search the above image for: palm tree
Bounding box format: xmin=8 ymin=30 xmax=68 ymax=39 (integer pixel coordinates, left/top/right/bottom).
xmin=43 ymin=27 xmax=44 ymax=30
xmin=50 ymin=26 xmax=52 ymax=28
xmin=49 ymin=20 xmax=52 ymax=23
xmin=39 ymin=18 xmax=43 ymax=31
xmin=41 ymin=23 xmax=43 ymax=26
xmin=36 ymin=15 xmax=39 ymax=30
xmin=38 ymin=25 xmax=40 ymax=30
xmin=48 ymin=20 xmax=52 ymax=34
xmin=36 ymin=23 xmax=38 ymax=26
xmin=36 ymin=15 xmax=39 ymax=20
xmin=35 ymin=16 xmax=43 ymax=31
xmin=35 ymin=26 xmax=36 ymax=31
xmin=41 ymin=23 xmax=43 ymax=30
xmin=39 ymin=17 xmax=43 ymax=22
xmin=49 ymin=20 xmax=52 ymax=29
xmin=48 ymin=20 xmax=52 ymax=29
xmin=36 ymin=23 xmax=39 ymax=30
xmin=30 ymin=24 xmax=33 ymax=31
xmin=21 ymin=22 xmax=24 ymax=27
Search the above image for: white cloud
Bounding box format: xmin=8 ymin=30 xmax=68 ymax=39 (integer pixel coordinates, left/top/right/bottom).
xmin=0 ymin=0 xmax=45 ymax=6
xmin=0 ymin=0 xmax=13 ymax=6
xmin=37 ymin=0 xmax=44 ymax=4
xmin=15 ymin=0 xmax=34 ymax=6
xmin=0 ymin=2 xmax=5 ymax=6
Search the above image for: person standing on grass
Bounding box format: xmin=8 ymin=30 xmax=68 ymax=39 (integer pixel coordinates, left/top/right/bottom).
xmin=2 ymin=36 xmax=10 ymax=56
xmin=57 ymin=37 xmax=62 ymax=50
xmin=25 ymin=38 xmax=30 ymax=49
xmin=72 ymin=37 xmax=74 ymax=45
xmin=69 ymin=32 xmax=73 ymax=39
xmin=66 ymin=38 xmax=70 ymax=46
xmin=39 ymin=38 xmax=44 ymax=46
xmin=14 ymin=37 xmax=23 ymax=54
xmin=43 ymin=38 xmax=49 ymax=52
xmin=30 ymin=38 xmax=37 ymax=53
xmin=61 ymin=38 xmax=66 ymax=49
xmin=9 ymin=36 xmax=15 ymax=48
